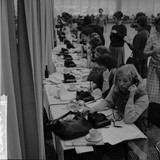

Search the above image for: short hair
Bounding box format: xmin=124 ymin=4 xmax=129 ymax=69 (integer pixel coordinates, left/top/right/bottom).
xmin=89 ymin=32 xmax=100 ymax=39
xmin=113 ymin=64 xmax=144 ymax=92
xmin=99 ymin=8 xmax=103 ymax=12
xmin=135 ymin=12 xmax=146 ymax=19
xmin=137 ymin=16 xmax=148 ymax=28
xmin=95 ymin=54 xmax=117 ymax=70
xmin=154 ymin=16 xmax=160 ymax=26
xmin=113 ymin=11 xmax=123 ymax=20
xmin=89 ymin=36 xmax=102 ymax=50
xmin=81 ymin=27 xmax=93 ymax=36
xmin=95 ymin=46 xmax=111 ymax=56
xmin=83 ymin=16 xmax=92 ymax=25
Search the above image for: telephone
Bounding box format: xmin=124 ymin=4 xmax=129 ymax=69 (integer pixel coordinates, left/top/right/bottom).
xmin=132 ymin=76 xmax=139 ymax=86
xmin=88 ymin=112 xmax=111 ymax=129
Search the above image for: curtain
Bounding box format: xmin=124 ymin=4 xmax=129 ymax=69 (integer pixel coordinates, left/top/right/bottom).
xmin=1 ymin=0 xmax=55 ymax=159
xmin=54 ymin=0 xmax=113 ymax=16
xmin=54 ymin=0 xmax=160 ymax=17
xmin=121 ymin=0 xmax=157 ymax=16
xmin=1 ymin=0 xmax=24 ymax=159
xmin=18 ymin=0 xmax=45 ymax=159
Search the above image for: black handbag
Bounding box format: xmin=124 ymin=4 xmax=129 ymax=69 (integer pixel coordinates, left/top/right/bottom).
xmin=48 ymin=111 xmax=92 ymax=140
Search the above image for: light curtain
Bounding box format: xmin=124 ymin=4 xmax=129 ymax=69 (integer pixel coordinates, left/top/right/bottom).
xmin=54 ymin=0 xmax=160 ymax=17
xmin=1 ymin=0 xmax=55 ymax=159
xmin=1 ymin=0 xmax=24 ymax=159
xmin=54 ymin=0 xmax=113 ymax=16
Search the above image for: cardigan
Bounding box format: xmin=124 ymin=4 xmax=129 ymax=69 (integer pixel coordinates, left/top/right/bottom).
xmin=93 ymin=85 xmax=149 ymax=133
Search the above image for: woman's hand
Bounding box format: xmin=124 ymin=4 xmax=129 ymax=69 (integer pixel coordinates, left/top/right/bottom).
xmin=124 ymin=36 xmax=132 ymax=44
xmin=103 ymin=70 xmax=110 ymax=81
xmin=111 ymin=29 xmax=117 ymax=34
xmin=82 ymin=107 xmax=96 ymax=115
xmin=128 ymin=84 xmax=137 ymax=96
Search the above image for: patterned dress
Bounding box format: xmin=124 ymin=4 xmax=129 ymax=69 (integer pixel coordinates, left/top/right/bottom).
xmin=144 ymin=31 xmax=160 ymax=104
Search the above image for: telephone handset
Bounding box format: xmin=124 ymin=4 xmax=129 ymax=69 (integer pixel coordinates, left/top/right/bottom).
xmin=126 ymin=77 xmax=139 ymax=95
xmin=132 ymin=77 xmax=139 ymax=86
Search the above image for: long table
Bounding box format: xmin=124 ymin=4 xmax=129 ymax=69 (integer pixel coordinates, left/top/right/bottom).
xmin=43 ymin=45 xmax=148 ymax=160
xmin=43 ymin=80 xmax=147 ymax=160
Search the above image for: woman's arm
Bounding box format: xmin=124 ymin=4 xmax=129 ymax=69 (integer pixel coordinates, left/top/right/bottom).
xmin=143 ymin=36 xmax=154 ymax=57
xmin=91 ymin=85 xmax=115 ymax=112
xmin=124 ymin=87 xmax=149 ymax=124
xmin=102 ymin=70 xmax=110 ymax=93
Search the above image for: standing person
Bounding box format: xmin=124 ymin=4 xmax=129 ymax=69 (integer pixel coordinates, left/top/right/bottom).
xmin=83 ymin=15 xmax=105 ymax=45
xmin=95 ymin=8 xmax=108 ymax=34
xmin=124 ymin=16 xmax=150 ymax=78
xmin=109 ymin=11 xmax=127 ymax=67
xmin=130 ymin=12 xmax=151 ymax=33
xmin=144 ymin=16 xmax=160 ymax=104
xmin=86 ymin=35 xmax=102 ymax=68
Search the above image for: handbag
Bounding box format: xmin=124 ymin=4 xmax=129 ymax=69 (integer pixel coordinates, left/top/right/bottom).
xmin=48 ymin=111 xmax=92 ymax=140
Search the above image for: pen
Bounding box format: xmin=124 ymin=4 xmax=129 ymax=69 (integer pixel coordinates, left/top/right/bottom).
xmin=65 ymin=142 xmax=103 ymax=146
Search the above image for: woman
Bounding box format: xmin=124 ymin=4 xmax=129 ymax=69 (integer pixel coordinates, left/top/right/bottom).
xmin=83 ymin=64 xmax=149 ymax=133
xmin=83 ymin=64 xmax=149 ymax=160
xmin=124 ymin=15 xmax=150 ymax=78
xmin=87 ymin=46 xmax=111 ymax=91
xmin=83 ymin=15 xmax=105 ymax=45
xmin=86 ymin=34 xmax=102 ymax=68
xmin=94 ymin=54 xmax=117 ymax=98
xmin=144 ymin=16 xmax=160 ymax=104
xmin=109 ymin=11 xmax=127 ymax=67
xmin=130 ymin=12 xmax=151 ymax=33
xmin=95 ymin=8 xmax=108 ymax=34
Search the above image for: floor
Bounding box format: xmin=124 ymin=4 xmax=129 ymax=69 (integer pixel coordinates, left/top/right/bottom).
xmin=44 ymin=24 xmax=159 ymax=160
xmin=129 ymin=125 xmax=160 ymax=160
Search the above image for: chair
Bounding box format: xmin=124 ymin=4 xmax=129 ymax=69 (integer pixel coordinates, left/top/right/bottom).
xmin=148 ymin=102 xmax=160 ymax=160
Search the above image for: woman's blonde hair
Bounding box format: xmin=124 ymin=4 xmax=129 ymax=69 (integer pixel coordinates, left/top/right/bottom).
xmin=113 ymin=64 xmax=145 ymax=92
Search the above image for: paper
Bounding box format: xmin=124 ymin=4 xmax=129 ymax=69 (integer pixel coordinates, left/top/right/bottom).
xmin=72 ymin=137 xmax=94 ymax=154
xmin=60 ymin=85 xmax=76 ymax=100
xmin=50 ymin=72 xmax=64 ymax=81
xmin=100 ymin=121 xmax=146 ymax=145
xmin=75 ymin=146 xmax=94 ymax=154
xmin=45 ymin=77 xmax=62 ymax=85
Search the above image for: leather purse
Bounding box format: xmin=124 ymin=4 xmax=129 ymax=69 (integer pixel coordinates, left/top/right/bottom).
xmin=47 ymin=111 xmax=92 ymax=140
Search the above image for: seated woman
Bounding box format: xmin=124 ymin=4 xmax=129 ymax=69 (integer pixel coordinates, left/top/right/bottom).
xmin=83 ymin=64 xmax=149 ymax=160
xmin=80 ymin=27 xmax=94 ymax=58
xmin=84 ymin=64 xmax=149 ymax=133
xmin=86 ymin=34 xmax=102 ymax=68
xmin=94 ymin=54 xmax=117 ymax=98
xmin=87 ymin=46 xmax=111 ymax=91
